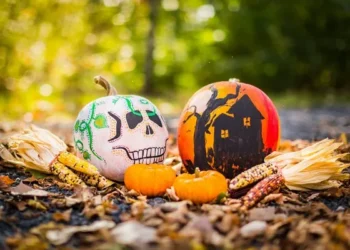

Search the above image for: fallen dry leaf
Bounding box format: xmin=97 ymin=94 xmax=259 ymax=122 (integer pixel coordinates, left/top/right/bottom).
xmin=306 ymin=192 xmax=320 ymax=201
xmin=63 ymin=186 xmax=96 ymax=206
xmin=248 ymin=207 xmax=277 ymax=221
xmin=179 ymin=215 xmax=224 ymax=246
xmin=6 ymin=233 xmax=49 ymax=250
xmin=30 ymin=221 xmax=63 ymax=238
xmin=215 ymin=213 xmax=240 ymax=233
xmin=111 ymin=220 xmax=157 ymax=247
xmin=52 ymin=209 xmax=72 ymax=222
xmin=131 ymin=200 xmax=149 ymax=218
xmin=240 ymin=221 xmax=267 ymax=238
xmin=165 ymin=186 xmax=180 ymax=201
xmin=13 ymin=200 xmax=27 ymax=211
xmin=46 ymin=220 xmax=115 ymax=245
xmin=160 ymin=200 xmax=191 ymax=213
xmin=8 ymin=182 xmax=53 ymax=197
xmin=27 ymin=199 xmax=47 ymax=211
xmin=0 ymin=175 xmax=15 ymax=189
xmin=261 ymin=193 xmax=284 ymax=205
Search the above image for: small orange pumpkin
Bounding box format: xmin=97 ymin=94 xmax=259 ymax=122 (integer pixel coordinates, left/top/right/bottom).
xmin=124 ymin=164 xmax=176 ymax=196
xmin=173 ymin=168 xmax=227 ymax=204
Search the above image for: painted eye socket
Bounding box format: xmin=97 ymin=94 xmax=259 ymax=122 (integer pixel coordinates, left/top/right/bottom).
xmin=108 ymin=112 xmax=122 ymax=142
xmin=146 ymin=110 xmax=163 ymax=127
xmin=126 ymin=111 xmax=143 ymax=129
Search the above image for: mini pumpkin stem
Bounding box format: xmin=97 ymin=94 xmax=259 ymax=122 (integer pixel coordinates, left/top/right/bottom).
xmin=229 ymin=78 xmax=240 ymax=83
xmin=94 ymin=75 xmax=118 ymax=96
xmin=194 ymin=167 xmax=201 ymax=178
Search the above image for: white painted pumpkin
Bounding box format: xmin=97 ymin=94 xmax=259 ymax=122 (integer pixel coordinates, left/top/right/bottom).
xmin=73 ymin=76 xmax=169 ymax=181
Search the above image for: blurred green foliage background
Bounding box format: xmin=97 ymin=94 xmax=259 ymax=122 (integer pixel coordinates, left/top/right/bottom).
xmin=1 ymin=0 xmax=350 ymax=122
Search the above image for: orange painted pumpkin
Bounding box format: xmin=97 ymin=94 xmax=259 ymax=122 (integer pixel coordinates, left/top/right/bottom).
xmin=124 ymin=164 xmax=176 ymax=196
xmin=178 ymin=78 xmax=280 ymax=179
xmin=173 ymin=168 xmax=227 ymax=204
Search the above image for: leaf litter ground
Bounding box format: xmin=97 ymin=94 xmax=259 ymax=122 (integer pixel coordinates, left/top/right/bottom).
xmin=0 ymin=124 xmax=349 ymax=250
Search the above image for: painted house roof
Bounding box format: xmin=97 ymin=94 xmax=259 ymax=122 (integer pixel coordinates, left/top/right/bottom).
xmin=228 ymin=94 xmax=264 ymax=119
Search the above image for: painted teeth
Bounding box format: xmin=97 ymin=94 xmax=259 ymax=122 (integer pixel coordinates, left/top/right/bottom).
xmin=135 ymin=155 xmax=165 ymax=164
xmin=129 ymin=146 xmax=166 ymax=164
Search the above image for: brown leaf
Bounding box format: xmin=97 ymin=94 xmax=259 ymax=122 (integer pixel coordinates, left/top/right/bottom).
xmin=207 ymin=208 xmax=225 ymax=223
xmin=6 ymin=234 xmax=49 ymax=250
xmin=8 ymin=182 xmax=53 ymax=197
xmin=308 ymin=221 xmax=328 ymax=237
xmin=261 ymin=193 xmax=284 ymax=205
xmin=30 ymin=221 xmax=62 ymax=238
xmin=131 ymin=200 xmax=149 ymax=218
xmin=240 ymin=221 xmax=267 ymax=238
xmin=126 ymin=189 xmax=141 ymax=196
xmin=165 ymin=186 xmax=180 ymax=201
xmin=215 ymin=213 xmax=240 ymax=233
xmin=266 ymin=216 xmax=296 ymax=239
xmin=83 ymin=200 xmax=117 ymax=219
xmin=64 ymin=186 xmax=96 ymax=206
xmin=46 ymin=220 xmax=115 ymax=245
xmin=143 ymin=217 xmax=164 ymax=227
xmin=0 ymin=175 xmax=14 ymax=189
xmin=52 ymin=209 xmax=72 ymax=222
xmin=14 ymin=200 xmax=27 ymax=211
xmin=111 ymin=220 xmax=157 ymax=247
xmin=27 ymin=199 xmax=47 ymax=211
xmin=160 ymin=201 xmax=191 ymax=213
xmin=23 ymin=176 xmax=40 ymax=183
xmin=287 ymin=220 xmax=308 ymax=244
xmin=179 ymin=215 xmax=224 ymax=246
xmin=306 ymin=192 xmax=320 ymax=201
xmin=248 ymin=207 xmax=277 ymax=222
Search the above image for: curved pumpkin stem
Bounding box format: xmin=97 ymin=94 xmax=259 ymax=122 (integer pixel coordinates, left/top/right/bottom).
xmin=194 ymin=167 xmax=200 ymax=178
xmin=94 ymin=75 xmax=118 ymax=96
xmin=229 ymin=78 xmax=240 ymax=83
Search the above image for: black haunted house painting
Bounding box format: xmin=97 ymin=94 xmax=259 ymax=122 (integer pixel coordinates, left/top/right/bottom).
xmin=187 ymin=83 xmax=269 ymax=178
xmin=212 ymin=94 xmax=265 ymax=177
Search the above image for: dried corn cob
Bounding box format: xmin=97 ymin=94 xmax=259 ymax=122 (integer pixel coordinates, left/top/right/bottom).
xmin=230 ymin=139 xmax=346 ymax=192
xmin=237 ymin=139 xmax=350 ymax=210
xmin=1 ymin=125 xmax=114 ymax=189
xmin=73 ymin=171 xmax=114 ymax=189
xmin=50 ymin=161 xmax=87 ymax=187
xmin=57 ymin=151 xmax=100 ymax=176
xmin=241 ymin=173 xmax=284 ymax=210
xmin=229 ymin=162 xmax=278 ymax=191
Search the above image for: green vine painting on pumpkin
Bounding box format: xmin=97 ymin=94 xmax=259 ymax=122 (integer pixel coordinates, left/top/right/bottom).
xmin=74 ymin=101 xmax=108 ymax=161
xmin=112 ymin=95 xmax=157 ymax=116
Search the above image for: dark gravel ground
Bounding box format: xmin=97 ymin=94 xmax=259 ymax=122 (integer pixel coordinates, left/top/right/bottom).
xmin=278 ymin=107 xmax=350 ymax=140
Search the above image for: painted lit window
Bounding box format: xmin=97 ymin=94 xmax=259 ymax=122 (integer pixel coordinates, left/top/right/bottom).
xmin=243 ymin=117 xmax=251 ymax=127
xmin=221 ymin=129 xmax=229 ymax=138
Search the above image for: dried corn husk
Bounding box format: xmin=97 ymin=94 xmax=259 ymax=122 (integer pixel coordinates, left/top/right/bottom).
xmin=230 ymin=139 xmax=350 ymax=193
xmin=282 ymin=155 xmax=349 ymax=191
xmin=265 ymin=139 xmax=341 ymax=165
xmin=272 ymin=138 xmax=349 ymax=191
xmin=2 ymin=125 xmax=67 ymax=173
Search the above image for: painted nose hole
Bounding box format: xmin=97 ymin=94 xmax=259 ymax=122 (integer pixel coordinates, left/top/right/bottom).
xmin=146 ymin=125 xmax=154 ymax=135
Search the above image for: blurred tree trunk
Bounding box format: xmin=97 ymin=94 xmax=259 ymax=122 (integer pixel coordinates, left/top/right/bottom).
xmin=143 ymin=0 xmax=159 ymax=94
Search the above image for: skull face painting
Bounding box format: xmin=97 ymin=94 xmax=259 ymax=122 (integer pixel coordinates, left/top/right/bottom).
xmin=74 ymin=95 xmax=168 ymax=181
xmin=177 ymin=79 xmax=280 ymax=179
